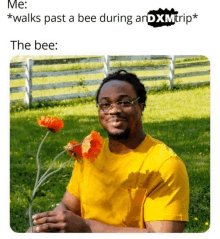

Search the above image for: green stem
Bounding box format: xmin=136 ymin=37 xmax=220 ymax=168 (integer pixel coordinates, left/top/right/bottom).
xmin=28 ymin=156 xmax=71 ymax=232
xmin=36 ymin=149 xmax=67 ymax=188
xmin=28 ymin=202 xmax=33 ymax=233
xmin=34 ymin=158 xmax=72 ymax=194
xmin=28 ymin=139 xmax=79 ymax=231
xmin=28 ymin=157 xmax=71 ymax=232
xmin=30 ymin=149 xmax=67 ymax=201
xmin=29 ymin=130 xmax=49 ymax=232
xmin=35 ymin=142 xmax=81 ymax=190
xmin=34 ymin=131 xmax=50 ymax=190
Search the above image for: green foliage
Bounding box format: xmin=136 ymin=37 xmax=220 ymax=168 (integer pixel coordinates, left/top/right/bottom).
xmin=10 ymin=86 xmax=210 ymax=233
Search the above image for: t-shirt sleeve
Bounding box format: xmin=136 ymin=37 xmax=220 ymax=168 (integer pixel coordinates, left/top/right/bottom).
xmin=144 ymin=156 xmax=189 ymax=222
xmin=66 ymin=162 xmax=81 ymax=200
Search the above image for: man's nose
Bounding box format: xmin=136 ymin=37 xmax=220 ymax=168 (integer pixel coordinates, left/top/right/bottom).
xmin=108 ymin=103 xmax=122 ymax=114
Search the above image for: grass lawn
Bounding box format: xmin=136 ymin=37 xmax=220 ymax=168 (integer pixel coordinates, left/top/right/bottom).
xmin=10 ymin=85 xmax=210 ymax=233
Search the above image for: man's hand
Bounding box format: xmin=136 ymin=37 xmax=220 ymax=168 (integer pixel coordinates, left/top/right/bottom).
xmin=32 ymin=210 xmax=90 ymax=233
xmin=32 ymin=209 xmax=185 ymax=233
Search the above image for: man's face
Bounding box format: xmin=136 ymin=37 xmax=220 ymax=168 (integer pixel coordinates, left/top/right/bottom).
xmin=98 ymin=80 xmax=144 ymax=140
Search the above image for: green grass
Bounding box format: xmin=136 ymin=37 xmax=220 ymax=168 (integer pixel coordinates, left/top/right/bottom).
xmin=10 ymin=85 xmax=210 ymax=233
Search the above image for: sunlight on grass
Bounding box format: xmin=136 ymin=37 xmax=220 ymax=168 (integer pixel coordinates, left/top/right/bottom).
xmin=110 ymin=59 xmax=170 ymax=67
xmin=143 ymin=86 xmax=210 ymax=123
xmin=175 ymin=65 xmax=210 ymax=74
xmin=175 ymin=75 xmax=210 ymax=85
xmin=143 ymin=80 xmax=170 ymax=88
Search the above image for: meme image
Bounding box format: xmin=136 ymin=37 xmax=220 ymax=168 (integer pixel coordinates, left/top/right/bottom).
xmin=3 ymin=0 xmax=220 ymax=237
xmin=10 ymin=55 xmax=210 ymax=233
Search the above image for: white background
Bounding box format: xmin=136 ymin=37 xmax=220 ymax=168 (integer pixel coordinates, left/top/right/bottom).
xmin=1 ymin=0 xmax=219 ymax=238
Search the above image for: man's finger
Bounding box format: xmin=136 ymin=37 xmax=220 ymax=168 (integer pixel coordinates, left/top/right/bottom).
xmin=35 ymin=223 xmax=65 ymax=232
xmin=33 ymin=215 xmax=59 ymax=225
xmin=32 ymin=211 xmax=56 ymax=220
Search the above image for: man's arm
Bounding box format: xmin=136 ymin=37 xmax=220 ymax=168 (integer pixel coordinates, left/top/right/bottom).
xmin=57 ymin=190 xmax=81 ymax=215
xmin=85 ymin=220 xmax=185 ymax=233
xmin=33 ymin=214 xmax=185 ymax=233
xmin=145 ymin=221 xmax=185 ymax=233
xmin=32 ymin=207 xmax=185 ymax=233
xmin=31 ymin=191 xmax=185 ymax=233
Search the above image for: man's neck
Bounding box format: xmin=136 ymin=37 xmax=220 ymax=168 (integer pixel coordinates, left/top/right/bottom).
xmin=108 ymin=131 xmax=146 ymax=154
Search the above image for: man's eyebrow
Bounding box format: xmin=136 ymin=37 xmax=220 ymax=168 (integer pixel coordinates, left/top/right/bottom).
xmin=118 ymin=95 xmax=130 ymax=98
xmin=99 ymin=97 xmax=109 ymax=100
xmin=99 ymin=95 xmax=130 ymax=101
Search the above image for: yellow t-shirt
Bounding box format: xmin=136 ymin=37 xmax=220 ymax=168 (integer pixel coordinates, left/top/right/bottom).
xmin=67 ymin=135 xmax=189 ymax=228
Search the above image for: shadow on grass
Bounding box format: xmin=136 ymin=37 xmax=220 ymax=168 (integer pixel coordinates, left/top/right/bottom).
xmin=10 ymin=115 xmax=210 ymax=232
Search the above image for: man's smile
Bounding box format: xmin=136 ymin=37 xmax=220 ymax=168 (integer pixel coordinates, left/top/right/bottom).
xmin=108 ymin=117 xmax=127 ymax=122
xmin=107 ymin=117 xmax=127 ymax=127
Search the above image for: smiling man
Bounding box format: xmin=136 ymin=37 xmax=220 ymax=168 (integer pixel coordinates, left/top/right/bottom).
xmin=31 ymin=70 xmax=189 ymax=233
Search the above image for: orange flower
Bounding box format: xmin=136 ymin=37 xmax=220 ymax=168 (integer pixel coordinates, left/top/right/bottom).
xmin=66 ymin=140 xmax=83 ymax=158
xmin=37 ymin=116 xmax=64 ymax=133
xmin=82 ymin=131 xmax=103 ymax=162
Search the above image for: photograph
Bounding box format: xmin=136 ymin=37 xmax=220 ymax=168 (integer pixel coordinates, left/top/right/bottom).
xmin=10 ymin=55 xmax=210 ymax=233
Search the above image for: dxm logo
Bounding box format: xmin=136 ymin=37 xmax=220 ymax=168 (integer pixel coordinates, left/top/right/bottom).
xmin=147 ymin=8 xmax=178 ymax=27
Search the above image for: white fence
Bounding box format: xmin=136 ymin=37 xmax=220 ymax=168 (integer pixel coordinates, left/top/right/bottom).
xmin=10 ymin=55 xmax=210 ymax=106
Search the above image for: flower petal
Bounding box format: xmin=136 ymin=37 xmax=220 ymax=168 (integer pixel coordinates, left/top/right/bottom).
xmin=37 ymin=116 xmax=64 ymax=133
xmin=82 ymin=131 xmax=103 ymax=161
xmin=66 ymin=140 xmax=83 ymax=158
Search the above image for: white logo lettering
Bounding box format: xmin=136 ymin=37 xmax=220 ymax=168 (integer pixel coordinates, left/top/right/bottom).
xmin=148 ymin=14 xmax=156 ymax=22
xmin=157 ymin=14 xmax=164 ymax=22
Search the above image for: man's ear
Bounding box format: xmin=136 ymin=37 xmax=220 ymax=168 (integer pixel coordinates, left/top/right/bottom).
xmin=139 ymin=103 xmax=145 ymax=115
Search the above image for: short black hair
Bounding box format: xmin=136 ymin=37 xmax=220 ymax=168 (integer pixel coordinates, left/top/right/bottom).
xmin=96 ymin=70 xmax=147 ymax=108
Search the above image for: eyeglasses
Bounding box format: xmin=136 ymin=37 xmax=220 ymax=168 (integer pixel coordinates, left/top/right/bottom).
xmin=97 ymin=97 xmax=140 ymax=113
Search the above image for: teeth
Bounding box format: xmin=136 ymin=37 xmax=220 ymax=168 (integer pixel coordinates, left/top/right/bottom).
xmin=110 ymin=118 xmax=124 ymax=122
